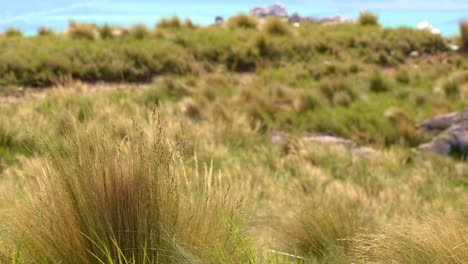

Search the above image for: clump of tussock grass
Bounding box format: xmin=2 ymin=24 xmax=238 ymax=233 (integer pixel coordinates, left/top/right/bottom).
xmin=384 ymin=107 xmax=425 ymax=146
xmin=2 ymin=28 xmax=22 ymax=37
xmin=434 ymin=71 xmax=468 ymax=98
xmin=279 ymin=195 xmax=374 ymax=263
xmin=65 ymin=21 xmax=100 ymax=40
xmin=357 ymin=12 xmax=379 ymax=26
xmin=37 ymin=27 xmax=54 ymax=36
xmin=354 ymin=216 xmax=468 ymax=264
xmin=128 ymin=24 xmax=150 ymax=39
xmin=263 ymin=17 xmax=291 ymax=35
xmin=460 ymin=20 xmax=468 ymax=52
xmin=156 ymin=17 xmax=182 ymax=29
xmin=369 ymin=71 xmax=391 ymax=93
xmin=0 ymin=119 xmax=250 ymax=263
xmin=183 ymin=19 xmax=197 ymax=29
xmin=319 ymin=79 xmax=357 ymax=106
xmin=227 ymin=14 xmax=258 ymax=29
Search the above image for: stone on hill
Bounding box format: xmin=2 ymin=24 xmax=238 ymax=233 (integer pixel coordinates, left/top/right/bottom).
xmin=303 ymin=135 xmax=355 ymax=147
xmin=250 ymin=2 xmax=288 ymax=18
xmin=420 ymin=112 xmax=459 ymax=133
xmin=418 ymin=108 xmax=468 ymax=158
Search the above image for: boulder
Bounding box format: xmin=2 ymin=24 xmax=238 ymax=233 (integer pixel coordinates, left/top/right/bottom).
xmin=420 ymin=112 xmax=459 ymax=133
xmin=251 ymin=2 xmax=288 ymax=18
xmin=352 ymin=147 xmax=380 ymax=158
xmin=288 ymin=13 xmax=301 ymax=24
xmin=215 ymin=16 xmax=224 ymax=25
xmin=418 ymin=108 xmax=468 ymax=158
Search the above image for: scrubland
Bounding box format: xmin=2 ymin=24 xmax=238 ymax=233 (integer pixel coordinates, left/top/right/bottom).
xmin=0 ymin=15 xmax=467 ymax=263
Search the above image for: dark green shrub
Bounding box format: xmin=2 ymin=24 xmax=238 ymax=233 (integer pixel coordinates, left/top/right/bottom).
xmin=358 ymin=12 xmax=379 ymax=26
xmin=369 ymin=72 xmax=390 ymax=92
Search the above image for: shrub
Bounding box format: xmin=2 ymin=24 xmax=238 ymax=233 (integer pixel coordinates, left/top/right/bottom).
xmin=37 ymin=27 xmax=54 ymax=36
xmin=263 ymin=17 xmax=291 ymax=35
xmin=183 ymin=18 xmax=197 ymax=29
xmin=319 ymin=79 xmax=357 ymax=105
xmin=358 ymin=12 xmax=379 ymax=26
xmin=129 ymin=24 xmax=150 ymax=39
xmin=2 ymin=28 xmax=22 ymax=37
xmin=156 ymin=17 xmax=181 ymax=29
xmin=65 ymin=22 xmax=100 ymax=40
xmin=369 ymin=72 xmax=390 ymax=92
xmin=227 ymin=14 xmax=258 ymax=29
xmin=0 ymin=120 xmax=250 ymax=263
xmin=99 ymin=24 xmax=113 ymax=39
xmin=434 ymin=71 xmax=468 ymax=97
xmin=460 ymin=20 xmax=468 ymax=52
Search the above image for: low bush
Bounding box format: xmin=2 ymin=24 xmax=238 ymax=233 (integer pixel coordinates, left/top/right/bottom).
xmin=358 ymin=12 xmax=379 ymax=26
xmin=129 ymin=24 xmax=150 ymax=39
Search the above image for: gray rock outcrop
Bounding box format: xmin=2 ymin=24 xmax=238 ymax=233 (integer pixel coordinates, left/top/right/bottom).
xmin=418 ymin=108 xmax=468 ymax=158
xmin=250 ymin=2 xmax=288 ymax=18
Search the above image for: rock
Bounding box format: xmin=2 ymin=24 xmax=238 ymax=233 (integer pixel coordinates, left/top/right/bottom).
xmin=410 ymin=50 xmax=419 ymax=57
xmin=352 ymin=147 xmax=380 ymax=158
xmin=419 ymin=141 xmax=452 ymax=155
xmin=303 ymin=135 xmax=355 ymax=147
xmin=420 ymin=112 xmax=459 ymax=133
xmin=270 ymin=131 xmax=288 ymax=144
xmin=215 ymin=16 xmax=224 ymax=25
xmin=320 ymin=16 xmax=342 ymax=24
xmin=251 ymin=2 xmax=288 ymax=18
xmin=288 ymin=13 xmax=301 ymax=24
xmin=418 ymin=108 xmax=468 ymax=158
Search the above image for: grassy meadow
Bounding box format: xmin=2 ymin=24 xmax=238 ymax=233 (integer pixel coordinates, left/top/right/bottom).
xmin=0 ymin=15 xmax=467 ymax=263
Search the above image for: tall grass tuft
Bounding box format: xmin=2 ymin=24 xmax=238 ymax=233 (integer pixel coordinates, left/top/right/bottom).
xmin=355 ymin=216 xmax=468 ymax=263
xmin=280 ymin=196 xmax=373 ymax=262
xmin=227 ymin=14 xmax=258 ymax=29
xmin=129 ymin=24 xmax=150 ymax=39
xmin=263 ymin=17 xmax=291 ymax=35
xmin=156 ymin=17 xmax=182 ymax=30
xmin=358 ymin=12 xmax=379 ymax=26
xmin=460 ymin=20 xmax=468 ymax=52
xmin=2 ymin=28 xmax=23 ymax=37
xmin=37 ymin=27 xmax=54 ymax=36
xmin=0 ymin=118 xmax=250 ymax=263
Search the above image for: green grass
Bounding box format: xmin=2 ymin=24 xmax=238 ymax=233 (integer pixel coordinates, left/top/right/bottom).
xmin=0 ymin=15 xmax=467 ymax=264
